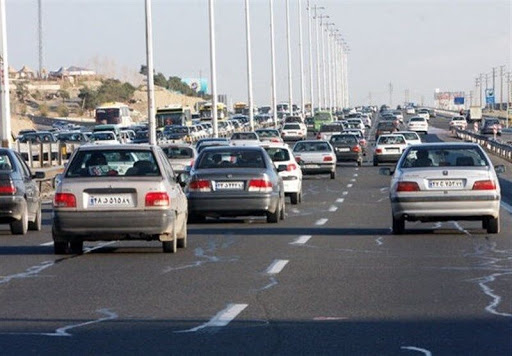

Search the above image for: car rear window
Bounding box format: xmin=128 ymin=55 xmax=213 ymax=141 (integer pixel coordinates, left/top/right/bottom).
xmin=197 ymin=150 xmax=266 ymax=169
xmin=256 ymin=130 xmax=279 ymax=138
xmin=399 ymin=132 xmax=419 ymax=140
xmin=320 ymin=125 xmax=341 ymax=132
xmin=264 ymin=147 xmax=291 ymax=162
xmin=231 ymin=132 xmax=258 ymax=140
xmin=401 ymin=147 xmax=489 ymax=168
xmin=162 ymin=146 xmax=194 ymax=159
xmin=65 ymin=150 xmax=160 ymax=177
xmin=378 ymin=136 xmax=406 ymax=144
xmin=331 ymin=135 xmax=358 ymax=144
xmin=293 ymin=142 xmax=331 ymax=152
xmin=0 ymin=153 xmax=13 ymax=171
xmin=409 ymin=117 xmax=425 ymax=122
xmin=284 ymin=124 xmax=301 ymax=130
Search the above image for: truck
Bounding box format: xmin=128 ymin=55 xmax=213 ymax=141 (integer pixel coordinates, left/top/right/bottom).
xmin=467 ymin=106 xmax=482 ymax=123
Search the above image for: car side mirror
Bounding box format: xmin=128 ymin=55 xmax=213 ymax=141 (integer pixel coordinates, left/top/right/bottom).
xmin=277 ymin=164 xmax=287 ymax=172
xmin=494 ymin=164 xmax=506 ymax=175
xmin=33 ymin=171 xmax=45 ymax=180
xmin=379 ymin=167 xmax=393 ymax=176
xmin=53 ymin=173 xmax=62 ymax=188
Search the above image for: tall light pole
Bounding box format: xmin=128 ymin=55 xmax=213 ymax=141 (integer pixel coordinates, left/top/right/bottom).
xmin=320 ymin=17 xmax=327 ymax=110
xmin=208 ymin=0 xmax=218 ymax=138
xmin=245 ymin=0 xmax=254 ymax=130
xmin=343 ymin=45 xmax=349 ymax=107
xmin=314 ymin=10 xmax=326 ymax=111
xmin=285 ymin=0 xmax=293 ymax=116
xmin=325 ymin=23 xmax=335 ymax=113
xmin=144 ymin=0 xmax=156 ymax=145
xmin=37 ymin=0 xmax=43 ymax=78
xmin=269 ymin=0 xmax=277 ymax=127
xmin=306 ymin=1 xmax=314 ymax=116
xmin=298 ymin=0 xmax=305 ymax=117
xmin=0 ymin=0 xmax=11 ymax=147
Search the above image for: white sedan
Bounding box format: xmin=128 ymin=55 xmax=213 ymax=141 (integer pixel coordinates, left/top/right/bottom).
xmin=373 ymin=134 xmax=408 ymax=166
xmin=407 ymin=117 xmax=429 ymax=134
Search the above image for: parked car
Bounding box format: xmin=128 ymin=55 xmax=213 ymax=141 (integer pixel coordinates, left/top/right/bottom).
xmin=292 ymin=140 xmax=337 ymax=179
xmin=160 ymin=144 xmax=197 ymax=174
xmin=263 ymin=143 xmax=303 ymax=204
xmin=373 ymin=134 xmax=408 ymax=166
xmin=330 ymin=134 xmax=363 ymax=166
xmin=380 ymin=143 xmax=505 ymax=234
xmin=0 ymin=148 xmax=45 ymax=234
xmin=186 ymin=146 xmax=285 ymax=223
xmin=52 ymin=144 xmax=188 ymax=254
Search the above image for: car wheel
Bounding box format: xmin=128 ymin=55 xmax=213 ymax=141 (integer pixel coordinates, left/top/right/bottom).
xmin=70 ymin=240 xmax=83 ymax=255
xmin=10 ymin=204 xmax=28 ymax=235
xmin=487 ymin=216 xmax=500 ymax=234
xmin=163 ymin=227 xmax=178 ymax=253
xmin=482 ymin=219 xmax=488 ymax=230
xmin=28 ymin=203 xmax=42 ymax=231
xmin=392 ymin=216 xmax=405 ymax=234
xmin=290 ymin=192 xmax=299 ymax=205
xmin=357 ymin=160 xmax=362 ymax=167
xmin=267 ymin=203 xmax=280 ymax=223
xmin=373 ymin=159 xmax=378 ymax=166
xmin=298 ymin=192 xmax=303 ymax=203
xmin=330 ymin=171 xmax=336 ymax=179
xmin=178 ymin=212 xmax=188 ymax=248
xmin=279 ymin=198 xmax=285 ymax=220
xmin=53 ymin=241 xmax=68 ymax=255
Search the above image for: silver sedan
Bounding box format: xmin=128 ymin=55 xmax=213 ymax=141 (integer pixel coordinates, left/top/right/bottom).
xmin=381 ymin=143 xmax=505 ymax=234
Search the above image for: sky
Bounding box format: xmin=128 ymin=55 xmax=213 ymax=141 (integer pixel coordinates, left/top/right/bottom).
xmin=5 ymin=0 xmax=512 ymax=107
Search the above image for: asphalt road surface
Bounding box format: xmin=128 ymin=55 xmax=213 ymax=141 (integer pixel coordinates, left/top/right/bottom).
xmin=0 ymin=115 xmax=510 ymax=355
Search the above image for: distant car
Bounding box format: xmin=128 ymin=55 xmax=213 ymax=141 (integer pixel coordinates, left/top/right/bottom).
xmin=90 ymin=131 xmax=119 ymax=145
xmin=449 ymin=116 xmax=468 ymax=131
xmin=196 ymin=138 xmax=230 ymax=154
xmin=373 ymin=134 xmax=408 ymax=166
xmin=263 ymin=143 xmax=303 ymax=204
xmin=407 ymin=116 xmax=429 ymax=134
xmin=0 ymin=148 xmax=45 ymax=234
xmin=52 ymin=144 xmax=188 ymax=254
xmin=405 ymin=107 xmax=416 ymax=115
xmin=230 ymin=131 xmax=260 ymax=146
xmin=186 ymin=146 xmax=286 ymax=223
xmin=330 ymin=134 xmax=363 ymax=166
xmin=381 ymin=143 xmax=505 ymax=234
xmin=416 ymin=109 xmax=430 ymax=121
xmin=375 ymin=121 xmax=398 ymax=140
xmin=292 ymin=140 xmax=337 ymax=179
xmin=281 ymin=123 xmax=306 ymax=141
xmin=160 ymin=144 xmax=197 ymax=174
xmin=255 ymin=129 xmax=283 ymax=143
xmin=394 ymin=131 xmax=422 ymax=145
xmin=480 ymin=118 xmax=502 ymax=136
xmin=427 ymin=108 xmax=437 ymax=118
xmin=343 ymin=129 xmax=368 ymax=155
xmin=316 ymin=124 xmax=343 ymax=141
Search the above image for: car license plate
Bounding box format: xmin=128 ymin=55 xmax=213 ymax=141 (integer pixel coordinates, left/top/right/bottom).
xmin=386 ymin=148 xmax=399 ymax=152
xmin=428 ymin=180 xmax=464 ymax=189
xmin=88 ymin=194 xmax=134 ymax=207
xmin=305 ymin=164 xmax=320 ymax=168
xmin=215 ymin=181 xmax=244 ymax=190
xmin=337 ymin=148 xmax=350 ymax=152
xmin=172 ymin=164 xmax=185 ymax=171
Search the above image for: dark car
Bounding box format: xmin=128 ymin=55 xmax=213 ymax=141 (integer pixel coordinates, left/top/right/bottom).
xmin=186 ymin=146 xmax=285 ymax=223
xmin=0 ymin=148 xmax=45 ymax=234
xmin=375 ymin=121 xmax=398 ymax=140
xmin=196 ymin=138 xmax=230 ymax=154
xmin=163 ymin=125 xmax=191 ymax=141
xmin=480 ymin=118 xmax=502 ymax=136
xmin=330 ymin=134 xmax=363 ymax=166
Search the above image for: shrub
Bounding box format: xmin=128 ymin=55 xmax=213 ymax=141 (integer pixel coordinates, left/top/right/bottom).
xmin=39 ymin=103 xmax=49 ymax=117
xmin=57 ymin=104 xmax=69 ymax=117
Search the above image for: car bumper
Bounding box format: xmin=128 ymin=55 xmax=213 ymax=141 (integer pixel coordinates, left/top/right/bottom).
xmin=53 ymin=209 xmax=176 ymax=240
xmin=374 ymin=154 xmax=402 ymax=163
xmin=301 ymin=163 xmax=336 ymax=174
xmin=391 ymin=194 xmax=501 ymax=221
xmin=335 ymin=151 xmax=361 ymax=161
xmin=0 ymin=196 xmax=26 ymax=222
xmin=187 ymin=193 xmax=279 ymax=217
xmin=282 ymin=177 xmax=301 ymax=193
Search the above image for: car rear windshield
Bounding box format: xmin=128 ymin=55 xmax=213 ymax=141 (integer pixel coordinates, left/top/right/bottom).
xmin=377 ymin=122 xmax=395 ymax=128
xmin=293 ymin=142 xmax=331 ymax=152
xmin=284 ymin=124 xmax=301 ymax=130
xmin=0 ymin=153 xmax=13 ymax=171
xmin=378 ymin=136 xmax=406 ymax=144
xmin=401 ymin=146 xmax=489 ymax=168
xmin=399 ymin=132 xmax=419 ymax=140
xmin=65 ymin=150 xmax=160 ymax=177
xmin=409 ymin=117 xmax=425 ymax=122
xmin=264 ymin=147 xmax=291 ymax=162
xmin=320 ymin=125 xmax=341 ymax=132
xmin=231 ymin=132 xmax=258 ymax=140
xmin=197 ymin=150 xmax=266 ymax=169
xmin=162 ymin=146 xmax=194 ymax=159
xmin=331 ymin=135 xmax=358 ymax=144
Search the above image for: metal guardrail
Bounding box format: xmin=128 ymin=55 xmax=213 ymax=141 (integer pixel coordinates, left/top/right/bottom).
xmin=454 ymin=128 xmax=512 ymax=162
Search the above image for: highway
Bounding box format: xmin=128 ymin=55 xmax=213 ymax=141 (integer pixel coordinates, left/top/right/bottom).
xmin=0 ymin=115 xmax=510 ymax=355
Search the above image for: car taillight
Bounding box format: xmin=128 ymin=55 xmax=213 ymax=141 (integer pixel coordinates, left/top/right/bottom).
xmin=145 ymin=192 xmax=170 ymax=207
xmin=54 ymin=193 xmax=76 ymax=208
xmin=316 ymin=134 xmax=321 ymax=139
xmin=472 ymin=180 xmax=496 ymax=190
xmin=323 ymin=156 xmax=333 ymax=162
xmin=248 ymin=179 xmax=273 ymax=192
xmin=189 ymin=159 xmax=195 ymax=167
xmin=396 ymin=182 xmax=420 ymax=192
xmin=375 ymin=148 xmax=382 ymax=154
xmin=271 ymin=138 xmax=280 ymax=142
xmin=295 ymin=156 xmax=302 ymax=163
xmin=0 ymin=181 xmax=16 ymax=195
xmin=189 ymin=179 xmax=212 ymax=192
xmin=287 ymin=163 xmax=297 ymax=171
xmin=351 ymin=146 xmax=361 ymax=152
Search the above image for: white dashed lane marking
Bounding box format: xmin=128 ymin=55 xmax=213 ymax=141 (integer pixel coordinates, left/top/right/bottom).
xmin=328 ymin=205 xmax=338 ymax=212
xmin=290 ymin=235 xmax=312 ymax=245
xmin=336 ymin=198 xmax=345 ymax=203
xmin=175 ymin=304 xmax=249 ymax=333
xmin=347 ymin=184 xmax=353 ymax=188
xmin=265 ymin=260 xmax=289 ymax=274
xmin=315 ymin=218 xmax=328 ymax=226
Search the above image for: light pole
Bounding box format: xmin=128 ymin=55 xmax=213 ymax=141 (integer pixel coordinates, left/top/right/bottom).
xmin=269 ymin=0 xmax=277 ymax=127
xmin=325 ymin=23 xmax=335 ymax=113
xmin=306 ymin=1 xmax=314 ymax=116
xmin=285 ymin=0 xmax=293 ymax=116
xmin=298 ymin=0 xmax=305 ymax=117
xmin=144 ymin=0 xmax=156 ymax=145
xmin=320 ymin=18 xmax=327 ymax=110
xmin=245 ymin=0 xmax=254 ymax=130
xmin=208 ymin=0 xmax=218 ymax=138
xmin=315 ymin=12 xmax=328 ymax=110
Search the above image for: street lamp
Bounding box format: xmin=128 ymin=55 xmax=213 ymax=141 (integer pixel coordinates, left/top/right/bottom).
xmin=298 ymin=0 xmax=305 ymax=117
xmin=144 ymin=0 xmax=156 ymax=145
xmin=269 ymin=0 xmax=277 ymax=127
xmin=245 ymin=0 xmax=254 ymax=130
xmin=286 ymin=0 xmax=293 ymax=116
xmin=208 ymin=0 xmax=218 ymax=138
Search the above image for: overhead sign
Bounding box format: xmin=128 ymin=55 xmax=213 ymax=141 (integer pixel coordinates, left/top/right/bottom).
xmin=454 ymin=97 xmax=464 ymax=105
xmin=485 ymin=89 xmax=495 ymax=104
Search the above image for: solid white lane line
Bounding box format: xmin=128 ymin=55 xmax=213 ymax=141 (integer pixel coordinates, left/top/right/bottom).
xmin=290 ymin=235 xmax=312 ymax=245
xmin=266 ymin=259 xmax=289 ymax=275
xmin=315 ymin=218 xmax=328 ymax=226
xmin=40 ymin=241 xmax=54 ymax=246
xmin=176 ymin=304 xmax=248 ymax=333
xmin=347 ymin=184 xmax=353 ymax=188
xmin=328 ymin=205 xmax=338 ymax=212
xmin=501 ymin=201 xmax=512 ymax=214
xmin=336 ymin=198 xmax=345 ymax=203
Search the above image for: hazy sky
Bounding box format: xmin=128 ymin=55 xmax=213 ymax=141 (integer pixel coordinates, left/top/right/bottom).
xmin=5 ymin=0 xmax=511 ymax=107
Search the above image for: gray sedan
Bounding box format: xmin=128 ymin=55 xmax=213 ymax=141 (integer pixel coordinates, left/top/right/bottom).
xmin=186 ymin=146 xmax=285 ymax=223
xmin=381 ymin=143 xmax=505 ymax=234
xmin=52 ymin=144 xmax=188 ymax=254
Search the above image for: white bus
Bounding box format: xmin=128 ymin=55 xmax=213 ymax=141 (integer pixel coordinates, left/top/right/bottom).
xmin=95 ymin=102 xmax=133 ymax=126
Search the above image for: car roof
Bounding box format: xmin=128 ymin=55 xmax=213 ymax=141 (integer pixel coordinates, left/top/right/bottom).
xmin=78 ymin=143 xmax=155 ymax=152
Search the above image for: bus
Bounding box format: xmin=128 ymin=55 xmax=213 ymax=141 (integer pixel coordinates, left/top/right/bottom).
xmin=233 ymin=102 xmax=248 ymax=115
xmin=312 ymin=111 xmax=334 ymax=132
xmin=95 ymin=102 xmax=132 ymax=126
xmin=155 ymin=105 xmax=192 ymax=128
xmin=199 ymin=102 xmax=228 ymax=120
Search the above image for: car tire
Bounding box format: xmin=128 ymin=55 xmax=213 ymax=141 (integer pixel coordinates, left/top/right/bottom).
xmin=357 ymin=160 xmax=362 ymax=167
xmin=163 ymin=225 xmax=178 ymax=253
xmin=392 ymin=216 xmax=405 ymax=234
xmin=178 ymin=212 xmax=187 ymax=248
xmin=10 ymin=205 xmax=28 ymax=235
xmin=487 ymin=217 xmax=500 ymax=234
xmin=330 ymin=171 xmax=336 ymax=179
xmin=279 ymin=198 xmax=285 ymax=220
xmin=70 ymin=240 xmax=83 ymax=255
xmin=373 ymin=159 xmax=378 ymax=166
xmin=267 ymin=204 xmax=280 ymax=223
xmin=28 ymin=203 xmax=42 ymax=231
xmin=290 ymin=192 xmax=299 ymax=205
xmin=54 ymin=241 xmax=68 ymax=255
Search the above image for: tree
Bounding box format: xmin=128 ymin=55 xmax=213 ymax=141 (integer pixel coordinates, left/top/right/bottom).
xmin=58 ymin=89 xmax=70 ymax=101
xmin=78 ymin=86 xmax=99 ymax=111
xmin=57 ymin=104 xmax=69 ymax=117
xmin=39 ymin=103 xmax=49 ymax=117
xmin=154 ymin=72 xmax=167 ymax=87
xmin=15 ymin=82 xmax=29 ymax=103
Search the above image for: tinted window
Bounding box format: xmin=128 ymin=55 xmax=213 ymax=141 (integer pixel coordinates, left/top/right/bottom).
xmin=401 ymin=147 xmax=488 ymax=168
xmin=264 ymin=147 xmax=290 ymax=162
xmin=162 ymin=146 xmax=194 ymax=159
xmin=197 ymin=150 xmax=265 ymax=169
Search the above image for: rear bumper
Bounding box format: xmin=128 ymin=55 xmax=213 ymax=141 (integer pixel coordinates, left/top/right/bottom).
xmin=53 ymin=209 xmax=176 ymax=240
xmin=335 ymin=151 xmax=361 ymax=161
xmin=187 ymin=192 xmax=279 ymax=217
xmin=0 ymin=196 xmax=25 ymax=222
xmin=374 ymin=154 xmax=402 ymax=163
